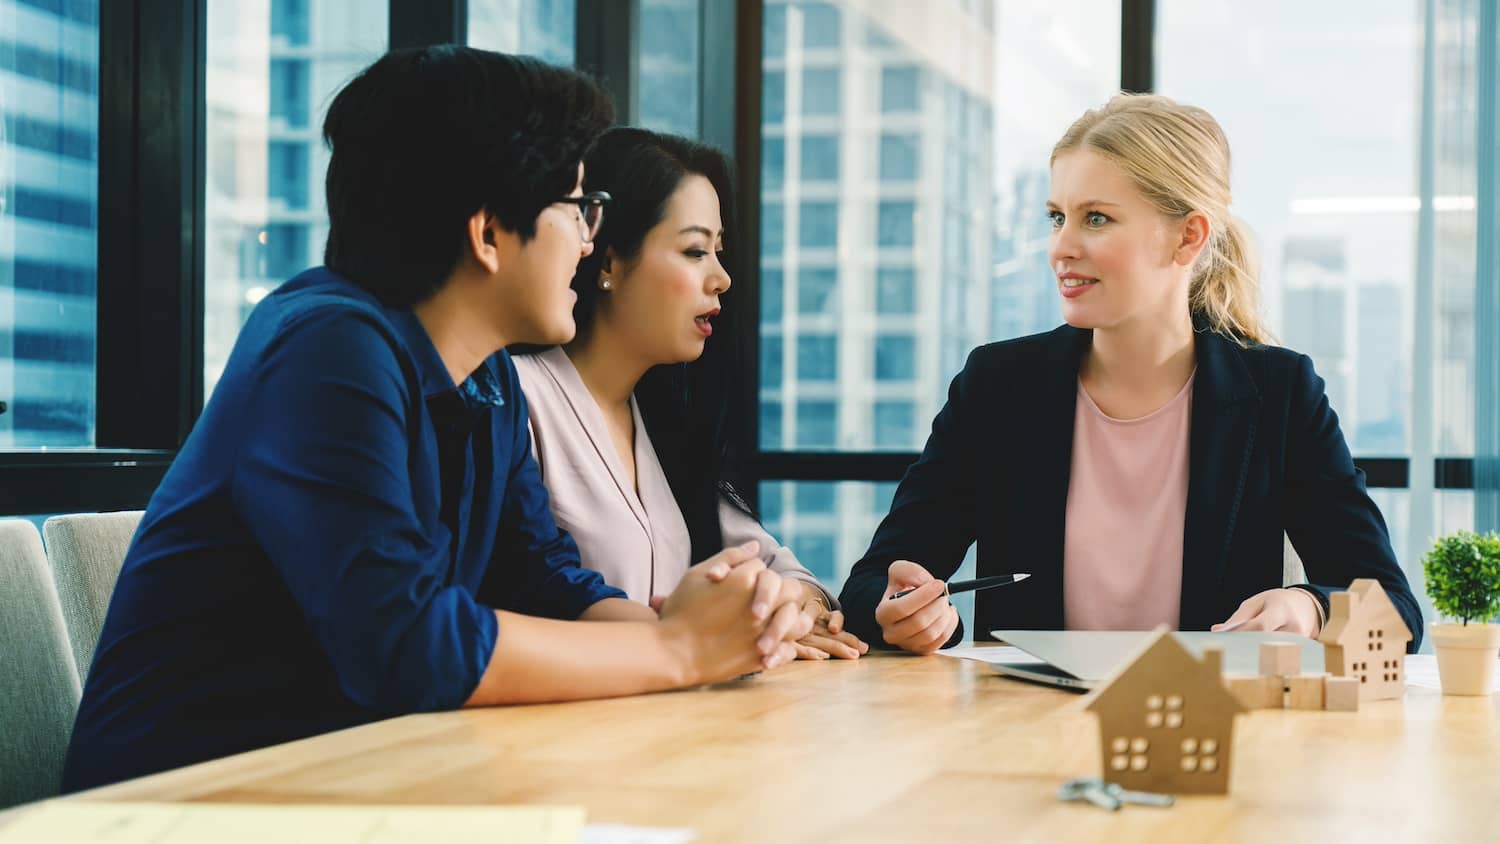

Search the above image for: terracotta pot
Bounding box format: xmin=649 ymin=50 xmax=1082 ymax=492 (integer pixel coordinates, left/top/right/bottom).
xmin=1431 ymin=623 xmax=1500 ymax=696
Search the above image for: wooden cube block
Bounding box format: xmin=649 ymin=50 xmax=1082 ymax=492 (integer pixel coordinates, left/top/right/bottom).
xmin=1226 ymin=673 xmax=1284 ymax=709
xmin=1324 ymin=676 xmax=1360 ymax=712
xmin=1259 ymin=642 xmax=1301 ymax=678
xmin=1287 ymin=673 xmax=1327 ymax=710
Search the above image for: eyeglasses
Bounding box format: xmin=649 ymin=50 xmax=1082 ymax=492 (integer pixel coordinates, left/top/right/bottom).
xmin=554 ymin=191 xmax=611 ymax=243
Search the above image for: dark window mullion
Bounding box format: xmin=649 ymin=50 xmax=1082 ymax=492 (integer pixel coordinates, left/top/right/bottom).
xmin=95 ymin=0 xmax=139 ymax=437
xmin=754 ymin=453 xmax=1472 ymax=491
xmin=719 ymin=0 xmax=762 ymax=509
xmin=576 ymin=0 xmax=638 ymax=123
xmin=96 ymin=0 xmax=205 ymax=450
xmin=389 ymin=0 xmax=466 ymax=49
xmin=0 ymin=452 xmax=174 ymax=516
xmin=1120 ymin=0 xmax=1155 ymax=93
xmin=1477 ymin=0 xmax=1500 ymax=531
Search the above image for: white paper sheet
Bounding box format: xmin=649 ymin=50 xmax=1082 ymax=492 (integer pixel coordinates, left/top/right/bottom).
xmin=936 ymin=643 xmax=1046 ymax=666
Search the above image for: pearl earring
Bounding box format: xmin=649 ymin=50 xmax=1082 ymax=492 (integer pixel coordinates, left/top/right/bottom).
xmin=600 ymin=278 xmax=612 ymax=290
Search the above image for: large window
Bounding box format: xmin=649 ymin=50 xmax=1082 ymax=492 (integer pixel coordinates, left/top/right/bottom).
xmin=0 ymin=1 xmax=735 ymax=516
xmin=0 ymin=0 xmax=101 ymax=447
xmin=758 ymin=0 xmax=1119 ymax=589
xmin=1157 ymin=0 xmax=1480 ymax=623
xmin=759 ymin=481 xmax=871 ymax=584
xmin=203 ymin=0 xmax=387 ymax=397
xmin=761 ymin=0 xmax=1120 ymax=448
xmin=638 ymin=0 xmax=699 ymax=136
xmin=205 ymin=1 xmax=593 ymax=398
xmin=4 ymin=0 xmax=1490 ymax=615
xmin=469 ymin=0 xmax=576 ymax=65
xmin=1159 ymin=0 xmax=1461 ymax=457
xmin=754 ymin=0 xmax=1490 ymax=612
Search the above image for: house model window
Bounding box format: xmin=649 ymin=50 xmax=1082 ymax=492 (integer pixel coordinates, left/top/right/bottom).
xmin=1143 ymin=694 xmax=1184 ymax=729
xmin=1107 ymin=736 xmax=1151 ymax=772
xmin=1179 ymin=738 xmax=1219 ymax=772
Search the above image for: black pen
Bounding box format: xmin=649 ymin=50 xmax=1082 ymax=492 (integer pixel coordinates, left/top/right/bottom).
xmin=889 ymin=573 xmax=1030 ymax=600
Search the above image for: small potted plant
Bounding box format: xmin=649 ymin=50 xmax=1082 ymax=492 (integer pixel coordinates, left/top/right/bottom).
xmin=1422 ymin=530 xmax=1500 ymax=696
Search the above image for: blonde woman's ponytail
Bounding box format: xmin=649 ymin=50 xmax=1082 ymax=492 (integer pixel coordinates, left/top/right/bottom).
xmin=1191 ymin=215 xmax=1268 ymax=345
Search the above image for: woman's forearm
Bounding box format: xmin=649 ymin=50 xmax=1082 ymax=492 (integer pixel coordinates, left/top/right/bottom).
xmin=462 ymin=611 xmax=693 ymax=706
xmin=579 ymin=597 xmax=659 ymax=622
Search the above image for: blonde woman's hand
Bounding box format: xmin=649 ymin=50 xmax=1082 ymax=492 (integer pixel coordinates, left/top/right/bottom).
xmin=874 ymin=560 xmax=958 ymax=655
xmin=1211 ymin=588 xmax=1323 ymax=638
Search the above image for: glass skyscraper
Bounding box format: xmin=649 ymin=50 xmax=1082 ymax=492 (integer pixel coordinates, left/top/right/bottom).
xmin=0 ymin=0 xmax=100 ymax=447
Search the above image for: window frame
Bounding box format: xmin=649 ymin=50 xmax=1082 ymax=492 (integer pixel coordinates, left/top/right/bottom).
xmin=0 ymin=0 xmax=637 ymax=515
xmin=0 ymin=0 xmax=205 ymax=515
xmin=0 ymin=0 xmax=1483 ymax=517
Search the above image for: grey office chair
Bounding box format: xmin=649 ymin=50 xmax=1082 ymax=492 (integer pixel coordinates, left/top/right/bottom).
xmin=43 ymin=511 xmax=143 ymax=682
xmin=0 ymin=519 xmax=82 ymax=809
xmin=1284 ymin=532 xmax=1309 ymax=587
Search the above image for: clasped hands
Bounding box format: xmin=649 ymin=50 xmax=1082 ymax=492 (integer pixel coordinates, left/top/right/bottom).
xmin=650 ymin=541 xmax=867 ymax=675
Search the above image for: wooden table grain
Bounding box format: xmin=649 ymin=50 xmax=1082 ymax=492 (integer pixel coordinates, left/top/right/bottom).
xmin=37 ymin=646 xmax=1500 ymax=842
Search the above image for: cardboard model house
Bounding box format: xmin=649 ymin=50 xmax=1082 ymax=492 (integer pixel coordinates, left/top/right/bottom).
xmin=1318 ymin=578 xmax=1413 ymax=702
xmin=1083 ymin=627 xmax=1246 ymax=795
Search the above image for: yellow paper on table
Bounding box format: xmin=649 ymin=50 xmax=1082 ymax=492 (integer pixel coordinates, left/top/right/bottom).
xmin=0 ymin=802 xmax=585 ymax=843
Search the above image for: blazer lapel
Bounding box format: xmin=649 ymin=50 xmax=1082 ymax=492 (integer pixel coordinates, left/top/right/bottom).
xmin=1179 ymin=329 xmax=1261 ymax=629
xmin=536 ymin=347 xmax=654 ymax=535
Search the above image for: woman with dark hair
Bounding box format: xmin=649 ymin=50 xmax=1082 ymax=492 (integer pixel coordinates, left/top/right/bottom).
xmin=515 ymin=128 xmax=867 ymax=660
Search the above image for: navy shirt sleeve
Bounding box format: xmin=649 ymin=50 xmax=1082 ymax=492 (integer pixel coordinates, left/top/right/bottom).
xmin=480 ymin=358 xmax=628 ymax=619
xmin=229 ymin=306 xmax=498 ymax=712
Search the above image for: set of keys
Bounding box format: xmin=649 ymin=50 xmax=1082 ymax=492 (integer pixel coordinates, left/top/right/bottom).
xmin=1057 ymin=777 xmax=1175 ymax=811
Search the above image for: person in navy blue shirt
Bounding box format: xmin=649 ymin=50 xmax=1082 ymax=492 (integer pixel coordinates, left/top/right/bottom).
xmin=63 ymin=47 xmax=812 ymax=792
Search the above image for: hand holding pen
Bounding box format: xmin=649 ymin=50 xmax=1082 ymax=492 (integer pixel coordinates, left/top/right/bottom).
xmin=873 ymin=562 xmax=1030 ymax=655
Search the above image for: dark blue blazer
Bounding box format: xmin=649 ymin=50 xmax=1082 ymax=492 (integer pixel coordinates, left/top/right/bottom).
xmin=839 ymin=324 xmax=1423 ymax=651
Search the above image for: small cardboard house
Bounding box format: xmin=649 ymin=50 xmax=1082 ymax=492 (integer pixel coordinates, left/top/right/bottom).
xmin=1318 ymin=578 xmax=1412 ymax=702
xmin=1083 ymin=627 xmax=1246 ymax=795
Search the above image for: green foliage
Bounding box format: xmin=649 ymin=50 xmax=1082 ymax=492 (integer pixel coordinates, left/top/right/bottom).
xmin=1422 ymin=531 xmax=1500 ymax=625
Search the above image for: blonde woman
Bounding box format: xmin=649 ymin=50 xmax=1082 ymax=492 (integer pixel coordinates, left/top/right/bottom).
xmin=840 ymin=94 xmax=1422 ymax=655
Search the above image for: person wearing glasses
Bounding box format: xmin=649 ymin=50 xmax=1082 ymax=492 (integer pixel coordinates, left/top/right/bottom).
xmin=62 ymin=48 xmax=812 ymax=792
xmin=513 ymin=128 xmax=867 ymax=660
xmin=838 ymin=94 xmax=1422 ymax=655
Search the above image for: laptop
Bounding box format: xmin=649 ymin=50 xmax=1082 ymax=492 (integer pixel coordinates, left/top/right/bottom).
xmin=987 ymin=629 xmax=1325 ymax=692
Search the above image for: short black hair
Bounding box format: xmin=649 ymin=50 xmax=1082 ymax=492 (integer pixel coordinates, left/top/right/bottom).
xmin=518 ymin=127 xmax=750 ymax=563
xmin=321 ymin=46 xmax=614 ymax=307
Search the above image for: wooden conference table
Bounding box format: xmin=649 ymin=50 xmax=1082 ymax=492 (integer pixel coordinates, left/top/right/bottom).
xmin=43 ymin=646 xmax=1500 ymax=842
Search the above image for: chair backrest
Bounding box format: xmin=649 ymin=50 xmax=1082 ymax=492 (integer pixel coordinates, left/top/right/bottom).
xmin=1283 ymin=532 xmax=1308 ymax=587
xmin=0 ymin=519 xmax=82 ymax=809
xmin=42 ymin=511 xmax=144 ymax=682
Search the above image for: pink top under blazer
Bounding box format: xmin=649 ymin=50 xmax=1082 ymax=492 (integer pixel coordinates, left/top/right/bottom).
xmin=1063 ymin=373 xmax=1194 ymax=630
